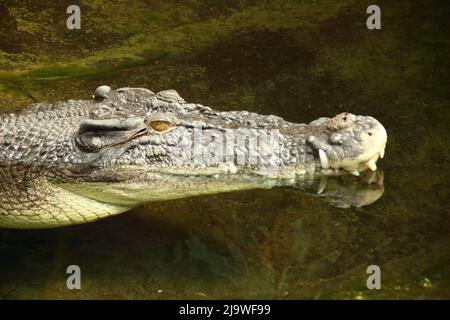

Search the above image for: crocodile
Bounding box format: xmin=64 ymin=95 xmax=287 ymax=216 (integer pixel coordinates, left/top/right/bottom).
xmin=0 ymin=86 xmax=387 ymax=229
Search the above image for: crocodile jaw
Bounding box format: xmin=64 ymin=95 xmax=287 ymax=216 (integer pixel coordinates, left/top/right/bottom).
xmin=315 ymin=116 xmax=387 ymax=176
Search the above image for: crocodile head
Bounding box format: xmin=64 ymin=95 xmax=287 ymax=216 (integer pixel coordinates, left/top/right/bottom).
xmin=61 ymin=86 xmax=388 ymax=205
xmin=76 ymin=86 xmax=387 ymax=175
xmin=0 ymin=85 xmax=388 ymax=228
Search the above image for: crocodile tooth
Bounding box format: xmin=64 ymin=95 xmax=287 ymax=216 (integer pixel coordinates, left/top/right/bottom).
xmin=364 ymin=170 xmax=377 ymax=184
xmin=366 ymin=159 xmax=377 ymax=171
xmin=317 ymin=176 xmax=328 ymax=194
xmin=350 ymin=170 xmax=360 ymax=176
xmin=376 ymin=171 xmax=384 ymax=186
xmin=379 ymin=148 xmax=385 ymax=159
xmin=318 ymin=149 xmax=330 ymax=169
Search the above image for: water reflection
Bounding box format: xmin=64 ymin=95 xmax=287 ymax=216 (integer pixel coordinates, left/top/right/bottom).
xmin=0 ymin=171 xmax=387 ymax=299
xmin=294 ymin=170 xmax=385 ymax=209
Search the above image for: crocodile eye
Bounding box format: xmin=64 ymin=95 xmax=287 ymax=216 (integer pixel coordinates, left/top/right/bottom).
xmin=149 ymin=120 xmax=175 ymax=132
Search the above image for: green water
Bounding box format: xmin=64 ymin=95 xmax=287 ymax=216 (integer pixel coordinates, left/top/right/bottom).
xmin=0 ymin=0 xmax=449 ymax=299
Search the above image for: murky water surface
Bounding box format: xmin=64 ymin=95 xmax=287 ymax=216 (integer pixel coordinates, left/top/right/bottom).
xmin=0 ymin=0 xmax=448 ymax=299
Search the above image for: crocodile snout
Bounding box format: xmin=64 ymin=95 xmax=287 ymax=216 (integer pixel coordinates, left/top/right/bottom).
xmin=307 ymin=113 xmax=387 ymax=176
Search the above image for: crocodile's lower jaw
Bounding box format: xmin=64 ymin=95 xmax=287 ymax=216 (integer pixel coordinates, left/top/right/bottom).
xmin=331 ymin=147 xmax=385 ymax=176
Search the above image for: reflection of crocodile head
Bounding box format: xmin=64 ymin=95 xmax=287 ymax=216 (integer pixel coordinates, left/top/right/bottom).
xmin=293 ymin=170 xmax=385 ymax=208
xmin=0 ymin=86 xmax=387 ymax=228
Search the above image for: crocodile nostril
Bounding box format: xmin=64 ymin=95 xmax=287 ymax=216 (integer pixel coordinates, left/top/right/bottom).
xmin=368 ymin=132 xmax=373 ymax=136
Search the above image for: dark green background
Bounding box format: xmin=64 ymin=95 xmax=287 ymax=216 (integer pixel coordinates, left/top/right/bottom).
xmin=0 ymin=0 xmax=448 ymax=299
